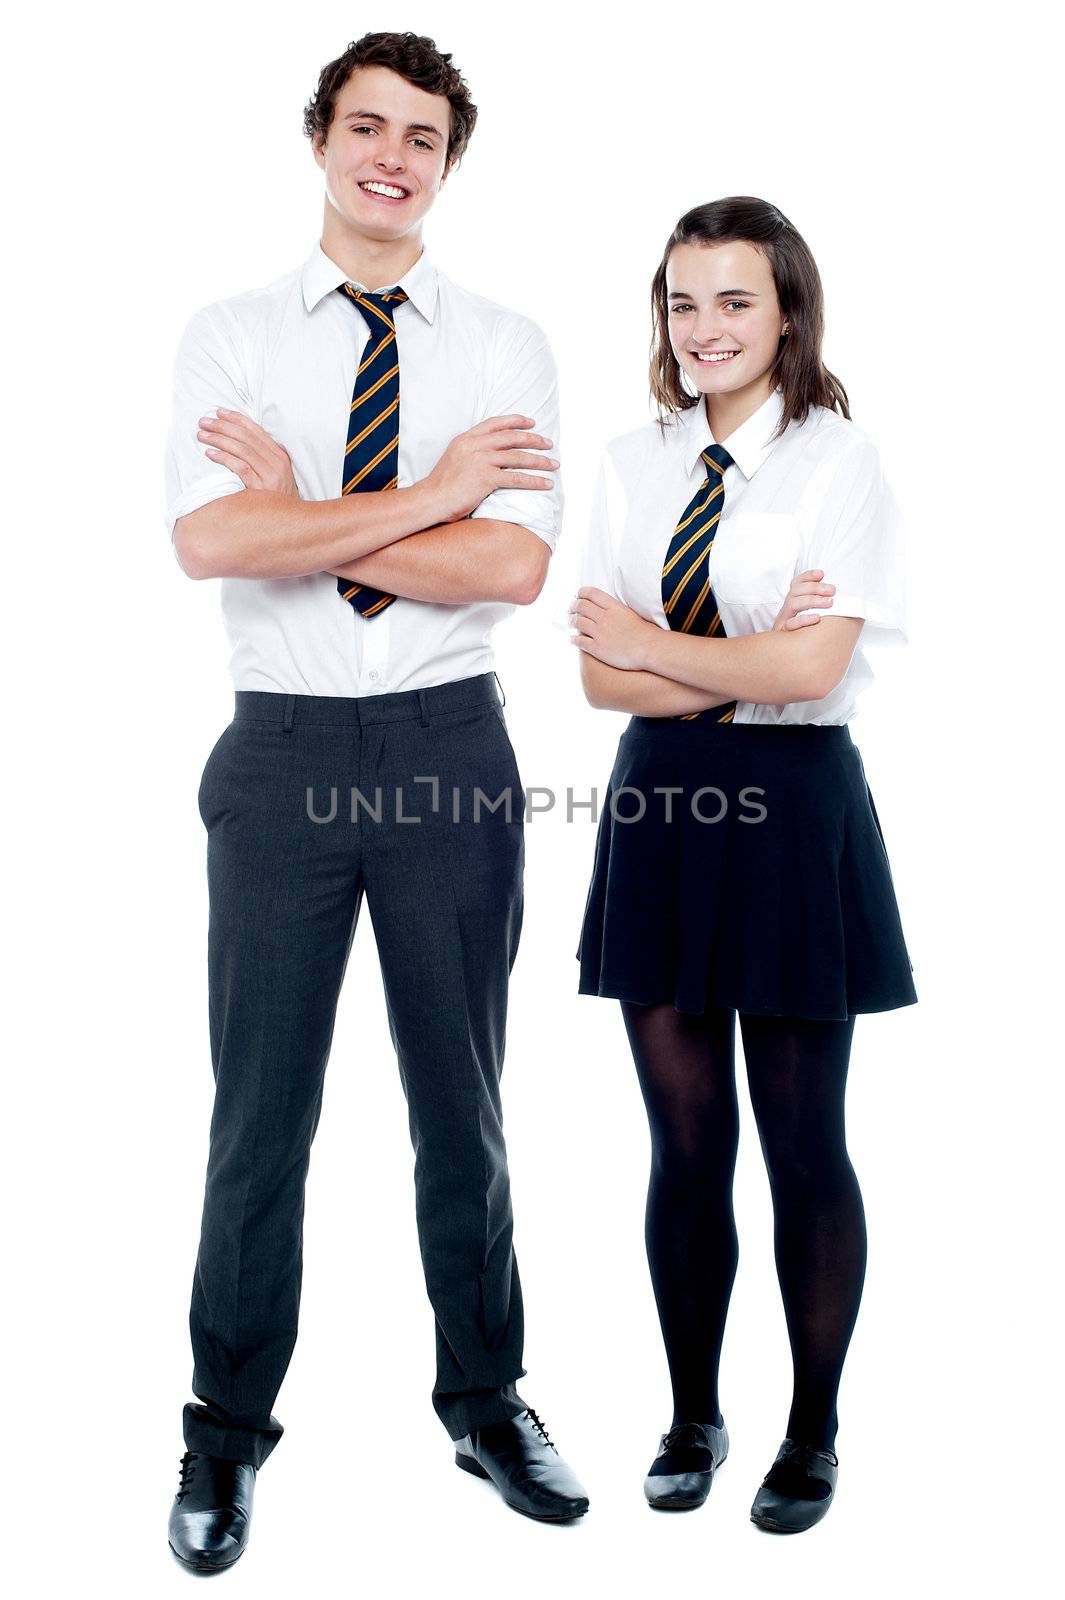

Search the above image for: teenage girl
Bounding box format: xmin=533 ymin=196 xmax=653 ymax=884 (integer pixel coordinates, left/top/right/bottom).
xmin=570 ymin=196 xmax=917 ymax=1534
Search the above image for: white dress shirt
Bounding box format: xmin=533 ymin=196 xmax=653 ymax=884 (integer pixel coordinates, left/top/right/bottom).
xmin=579 ymin=386 xmax=907 ymax=725
xmin=164 ymin=242 xmax=562 ymax=695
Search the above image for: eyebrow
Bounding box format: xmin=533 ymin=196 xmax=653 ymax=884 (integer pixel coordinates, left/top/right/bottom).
xmin=669 ymin=289 xmax=762 ymax=299
xmin=342 ymin=109 xmax=445 ymax=140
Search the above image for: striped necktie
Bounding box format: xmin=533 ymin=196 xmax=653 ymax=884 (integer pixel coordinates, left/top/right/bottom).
xmin=335 ymin=283 xmax=408 ymax=619
xmin=661 ymin=442 xmax=736 ymax=723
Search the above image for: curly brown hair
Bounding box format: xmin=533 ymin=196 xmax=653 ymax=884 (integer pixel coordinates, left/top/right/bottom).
xmin=303 ymin=32 xmax=478 ymax=166
xmin=650 ymin=197 xmax=850 ymax=440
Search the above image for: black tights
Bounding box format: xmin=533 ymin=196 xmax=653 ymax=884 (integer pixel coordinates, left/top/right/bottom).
xmin=621 ymin=1001 xmax=865 ymax=1453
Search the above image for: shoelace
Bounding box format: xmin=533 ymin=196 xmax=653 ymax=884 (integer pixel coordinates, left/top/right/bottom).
xmin=762 ymin=1440 xmax=838 ymax=1488
xmin=175 ymin=1450 xmax=199 ymax=1503
xmin=780 ymin=1441 xmax=837 ymax=1469
xmin=524 ymin=1408 xmax=556 ymax=1449
xmin=661 ymin=1422 xmax=711 ymax=1453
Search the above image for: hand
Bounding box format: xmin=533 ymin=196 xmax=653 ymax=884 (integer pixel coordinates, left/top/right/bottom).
xmin=422 ymin=415 xmax=559 ymax=524
xmin=773 ymin=569 xmax=835 ymax=632
xmin=196 ymin=408 xmax=300 ymax=496
xmin=569 ymin=586 xmax=659 ymax=671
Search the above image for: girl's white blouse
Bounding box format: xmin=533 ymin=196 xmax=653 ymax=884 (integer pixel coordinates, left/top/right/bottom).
xmin=579 ymin=386 xmax=907 ymax=725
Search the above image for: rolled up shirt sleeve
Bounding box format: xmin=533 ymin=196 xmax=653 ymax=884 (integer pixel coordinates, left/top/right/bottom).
xmin=164 ymin=303 xmax=254 ymax=541
xmin=469 ymin=318 xmax=563 ymax=552
xmin=799 ymin=437 xmax=908 ymax=647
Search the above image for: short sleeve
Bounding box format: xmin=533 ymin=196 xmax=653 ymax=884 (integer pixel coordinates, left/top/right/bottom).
xmin=578 ymin=453 xmax=622 ymax=599
xmin=469 ymin=319 xmax=562 ymax=552
xmin=799 ymin=438 xmax=908 ymax=648
xmin=163 ymin=304 xmax=254 ymax=540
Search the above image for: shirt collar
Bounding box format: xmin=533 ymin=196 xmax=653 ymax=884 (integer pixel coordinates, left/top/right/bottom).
xmin=301 ymin=240 xmax=439 ymax=323
xmin=681 ymin=385 xmax=786 ymax=479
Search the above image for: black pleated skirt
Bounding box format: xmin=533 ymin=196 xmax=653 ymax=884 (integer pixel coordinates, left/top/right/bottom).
xmin=576 ymin=716 xmax=917 ymax=1022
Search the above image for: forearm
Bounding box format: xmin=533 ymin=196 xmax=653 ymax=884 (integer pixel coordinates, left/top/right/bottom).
xmin=581 ymin=654 xmax=735 ymax=716
xmin=641 ymin=626 xmax=821 ymax=705
xmin=330 ymin=518 xmax=545 ymax=605
xmin=176 ymin=482 xmax=440 ymax=581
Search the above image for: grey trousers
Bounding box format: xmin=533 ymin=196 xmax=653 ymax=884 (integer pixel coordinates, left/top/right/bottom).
xmin=184 ymin=673 xmax=528 ymax=1466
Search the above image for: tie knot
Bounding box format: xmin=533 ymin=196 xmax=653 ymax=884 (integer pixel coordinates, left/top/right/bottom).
xmin=338 ymin=282 xmax=408 ymax=330
xmin=702 ymin=443 xmax=734 ymax=477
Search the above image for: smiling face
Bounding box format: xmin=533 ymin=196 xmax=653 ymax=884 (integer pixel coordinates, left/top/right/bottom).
xmin=666 ymin=240 xmax=787 ymax=416
xmin=312 ymin=64 xmax=453 ymax=244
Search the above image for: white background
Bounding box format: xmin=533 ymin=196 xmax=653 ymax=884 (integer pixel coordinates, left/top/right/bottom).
xmin=4 ymin=1 xmax=1061 ymax=1594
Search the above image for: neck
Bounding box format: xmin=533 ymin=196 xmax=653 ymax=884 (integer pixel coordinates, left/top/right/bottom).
xmin=706 ymin=375 xmax=774 ymax=445
xmin=320 ymin=206 xmax=424 ymax=291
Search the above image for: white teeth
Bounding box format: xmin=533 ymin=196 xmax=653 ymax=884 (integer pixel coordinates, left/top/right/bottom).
xmin=694 ymin=351 xmax=740 ymax=363
xmin=360 ymin=181 xmax=406 ymax=199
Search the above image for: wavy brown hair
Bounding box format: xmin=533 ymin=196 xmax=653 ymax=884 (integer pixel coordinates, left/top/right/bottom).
xmin=303 ymin=32 xmax=478 ymax=166
xmin=650 ymin=196 xmax=849 ymax=439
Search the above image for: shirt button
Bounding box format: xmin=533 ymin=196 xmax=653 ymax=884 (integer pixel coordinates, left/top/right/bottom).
xmin=368 ymin=669 xmax=380 ymax=682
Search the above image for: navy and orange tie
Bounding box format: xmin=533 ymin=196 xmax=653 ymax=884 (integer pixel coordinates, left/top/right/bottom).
xmin=335 ymin=283 xmax=408 ymax=618
xmin=660 ymin=442 xmax=736 ymax=723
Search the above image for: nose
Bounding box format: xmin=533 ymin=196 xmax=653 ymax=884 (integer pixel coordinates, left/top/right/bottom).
xmin=691 ymin=310 xmax=724 ymax=344
xmin=376 ymin=144 xmax=406 ymax=173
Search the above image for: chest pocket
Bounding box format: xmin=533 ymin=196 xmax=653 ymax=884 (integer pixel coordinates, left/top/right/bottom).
xmin=711 ymin=511 xmax=802 ymax=603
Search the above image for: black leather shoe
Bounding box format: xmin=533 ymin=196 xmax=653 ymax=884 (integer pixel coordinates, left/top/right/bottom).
xmin=750 ymin=1438 xmax=838 ymax=1533
xmin=455 ymin=1407 xmax=589 ymax=1522
xmin=644 ymin=1419 xmax=729 ymax=1510
xmin=168 ymin=1451 xmax=256 ymax=1571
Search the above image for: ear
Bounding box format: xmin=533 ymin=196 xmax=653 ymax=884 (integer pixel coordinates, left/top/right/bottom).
xmin=312 ymin=135 xmax=326 ymax=172
xmin=439 ymin=156 xmax=458 ymax=187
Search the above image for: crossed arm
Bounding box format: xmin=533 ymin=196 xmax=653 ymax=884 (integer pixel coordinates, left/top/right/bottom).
xmin=172 ymin=409 xmax=556 ymax=604
xmin=329 ymin=514 xmax=550 ymax=605
xmin=570 ymin=584 xmax=862 ymax=716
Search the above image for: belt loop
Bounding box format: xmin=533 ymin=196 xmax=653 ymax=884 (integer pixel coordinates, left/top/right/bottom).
xmin=418 ymin=689 xmax=430 ymax=728
xmin=283 ymin=694 xmax=296 ymax=733
xmin=492 ymin=670 xmax=506 ymax=709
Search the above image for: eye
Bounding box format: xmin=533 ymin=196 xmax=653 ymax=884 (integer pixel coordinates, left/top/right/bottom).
xmin=411 ymin=137 xmax=433 ymax=150
xmin=669 ymin=302 xmax=695 ymax=315
xmin=725 ymin=300 xmax=750 ymax=312
xmin=352 ymin=125 xmax=376 ymax=136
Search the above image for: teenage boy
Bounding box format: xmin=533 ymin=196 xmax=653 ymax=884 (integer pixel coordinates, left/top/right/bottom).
xmin=165 ymin=32 xmax=588 ymax=1571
